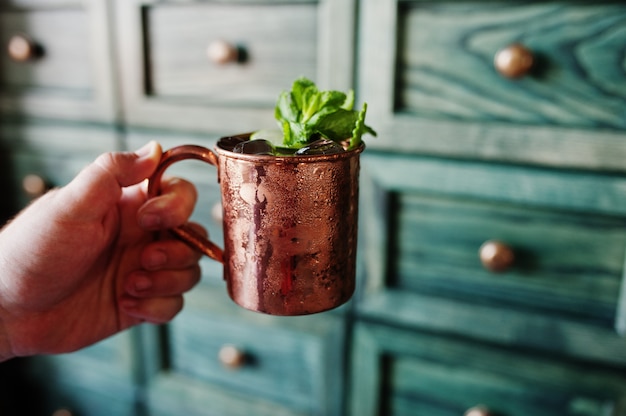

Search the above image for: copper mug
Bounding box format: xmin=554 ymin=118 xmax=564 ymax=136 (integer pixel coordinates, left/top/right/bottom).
xmin=147 ymin=134 xmax=364 ymax=316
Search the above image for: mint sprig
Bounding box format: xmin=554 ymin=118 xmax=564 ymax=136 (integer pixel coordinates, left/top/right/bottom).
xmin=275 ymin=77 xmax=376 ymax=149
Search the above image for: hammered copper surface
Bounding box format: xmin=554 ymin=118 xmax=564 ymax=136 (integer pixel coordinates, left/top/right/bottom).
xmin=216 ymin=141 xmax=362 ymax=315
xmin=147 ymin=136 xmax=363 ymax=316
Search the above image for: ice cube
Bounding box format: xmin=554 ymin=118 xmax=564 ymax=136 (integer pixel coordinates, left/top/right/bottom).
xmin=295 ymin=139 xmax=345 ymax=156
xmin=218 ymin=135 xmax=248 ymax=152
xmin=233 ymin=139 xmax=275 ymax=155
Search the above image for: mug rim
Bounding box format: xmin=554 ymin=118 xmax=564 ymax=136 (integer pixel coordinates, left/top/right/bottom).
xmin=215 ymin=133 xmax=365 ymax=163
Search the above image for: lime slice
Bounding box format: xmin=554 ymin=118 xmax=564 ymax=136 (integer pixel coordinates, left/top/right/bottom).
xmin=250 ymin=129 xmax=284 ymax=147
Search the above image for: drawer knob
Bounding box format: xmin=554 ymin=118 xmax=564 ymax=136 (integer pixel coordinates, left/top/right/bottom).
xmin=22 ymin=174 xmax=48 ymax=198
xmin=464 ymin=405 xmax=492 ymax=416
xmin=494 ymin=43 xmax=534 ymax=78
xmin=7 ymin=34 xmax=41 ymax=62
xmin=207 ymin=40 xmax=240 ymax=65
xmin=218 ymin=344 xmax=246 ymax=369
xmin=479 ymin=240 xmax=515 ymax=272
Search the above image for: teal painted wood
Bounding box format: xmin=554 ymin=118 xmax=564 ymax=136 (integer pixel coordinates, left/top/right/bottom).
xmin=358 ymin=0 xmax=626 ymax=171
xmin=357 ymin=290 xmax=626 ymax=366
xmin=0 ymin=9 xmax=91 ymax=91
xmin=25 ymin=332 xmax=139 ymax=416
xmin=0 ymin=0 xmax=118 ymax=122
xmin=149 ymin=3 xmax=318 ymax=105
xmin=116 ymin=0 xmax=356 ymax=134
xmin=0 ymin=121 xmax=119 ymax=208
xmin=397 ymin=2 xmax=626 ymax=129
xmin=144 ymin=286 xmax=346 ymax=416
xmin=36 ymin=381 xmax=138 ymax=416
xmin=357 ymin=152 xmax=626 ymax=363
xmin=350 ymin=322 xmax=626 ymax=416
xmin=361 ymin=153 xmax=626 ymax=216
xmin=147 ymin=374 xmax=309 ymax=416
xmin=394 ymin=193 xmax=626 ymax=323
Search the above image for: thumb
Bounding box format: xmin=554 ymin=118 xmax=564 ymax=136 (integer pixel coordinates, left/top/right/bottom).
xmin=58 ymin=142 xmax=163 ymax=218
xmin=91 ymin=141 xmax=162 ymax=188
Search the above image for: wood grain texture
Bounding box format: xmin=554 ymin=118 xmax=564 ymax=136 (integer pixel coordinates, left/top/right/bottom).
xmin=0 ymin=9 xmax=91 ymax=91
xmin=350 ymin=322 xmax=626 ymax=416
xmin=0 ymin=121 xmax=118 ymax=208
xmin=24 ymin=331 xmax=138 ymax=416
xmin=397 ymin=2 xmax=626 ymax=129
xmin=116 ymin=0 xmax=356 ymax=134
xmin=0 ymin=0 xmax=118 ymax=121
xmin=358 ymin=152 xmax=626 ymax=361
xmin=144 ymin=285 xmax=347 ymax=416
xmin=149 ymin=3 xmax=318 ymax=105
xmin=394 ymin=193 xmax=626 ymax=323
xmin=358 ymin=0 xmax=626 ymax=170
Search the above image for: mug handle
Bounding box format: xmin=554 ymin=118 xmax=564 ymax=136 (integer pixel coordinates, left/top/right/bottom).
xmin=147 ymin=145 xmax=224 ymax=263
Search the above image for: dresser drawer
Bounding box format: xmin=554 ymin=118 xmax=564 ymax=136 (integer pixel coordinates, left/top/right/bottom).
xmin=358 ymin=152 xmax=626 ymax=363
xmin=0 ymin=0 xmax=116 ymax=121
xmin=144 ymin=286 xmax=345 ymax=415
xmin=358 ymin=0 xmax=626 ymax=171
xmin=25 ymin=331 xmax=137 ymax=416
xmin=116 ymin=0 xmax=355 ymax=133
xmin=149 ymin=3 xmax=317 ymax=106
xmin=0 ymin=122 xmax=118 ymax=210
xmin=350 ymin=323 xmax=626 ymax=416
xmin=392 ymin=192 xmax=626 ymax=324
xmin=395 ymin=2 xmax=626 ymax=128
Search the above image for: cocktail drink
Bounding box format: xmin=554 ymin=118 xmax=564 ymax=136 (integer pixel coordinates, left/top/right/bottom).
xmin=147 ymin=78 xmax=375 ymax=315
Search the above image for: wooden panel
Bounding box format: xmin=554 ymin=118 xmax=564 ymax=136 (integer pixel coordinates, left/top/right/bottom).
xmin=148 ymin=3 xmax=318 ymax=105
xmin=170 ymin=311 xmax=321 ymax=410
xmin=143 ymin=286 xmax=346 ymax=416
xmin=357 ymin=152 xmax=626 ymax=362
xmin=394 ymin=193 xmax=626 ymax=324
xmin=350 ymin=323 xmax=626 ymax=416
xmin=28 ymin=379 xmax=137 ymax=416
xmin=115 ymin=0 xmax=356 ymax=133
xmin=396 ymin=2 xmax=626 ymax=129
xmin=0 ymin=9 xmax=91 ymax=91
xmin=357 ymin=0 xmax=626 ymax=171
xmin=147 ymin=374 xmax=308 ymax=416
xmin=24 ymin=331 xmax=138 ymax=416
xmin=0 ymin=121 xmax=119 ymax=209
xmin=0 ymin=0 xmax=117 ymax=121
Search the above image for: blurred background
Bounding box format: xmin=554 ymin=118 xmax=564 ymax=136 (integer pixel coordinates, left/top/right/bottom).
xmin=1 ymin=1 xmax=626 ymax=415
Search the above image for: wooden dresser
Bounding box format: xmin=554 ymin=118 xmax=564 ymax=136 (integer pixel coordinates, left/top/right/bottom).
xmin=1 ymin=1 xmax=625 ymax=415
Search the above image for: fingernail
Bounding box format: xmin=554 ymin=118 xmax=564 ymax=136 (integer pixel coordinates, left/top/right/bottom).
xmin=135 ymin=141 xmax=155 ymax=159
xmin=145 ymin=250 xmax=167 ymax=269
xmin=120 ymin=297 xmax=138 ymax=310
xmin=133 ymin=274 xmax=153 ymax=292
xmin=140 ymin=213 xmax=162 ymax=229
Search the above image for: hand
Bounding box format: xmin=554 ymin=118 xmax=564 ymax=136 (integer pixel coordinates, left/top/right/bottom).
xmin=0 ymin=142 xmax=204 ymax=360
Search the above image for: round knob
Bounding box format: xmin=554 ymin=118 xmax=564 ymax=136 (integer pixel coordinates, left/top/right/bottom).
xmin=464 ymin=405 xmax=492 ymax=416
xmin=207 ymin=40 xmax=239 ymax=65
xmin=218 ymin=344 xmax=246 ymax=369
xmin=494 ymin=43 xmax=534 ymax=78
xmin=52 ymin=409 xmax=73 ymax=416
xmin=479 ymin=240 xmax=515 ymax=272
xmin=7 ymin=34 xmax=39 ymax=62
xmin=22 ymin=174 xmax=48 ymax=198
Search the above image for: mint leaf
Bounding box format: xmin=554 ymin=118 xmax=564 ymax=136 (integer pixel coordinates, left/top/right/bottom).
xmin=274 ymin=77 xmax=376 ymax=149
